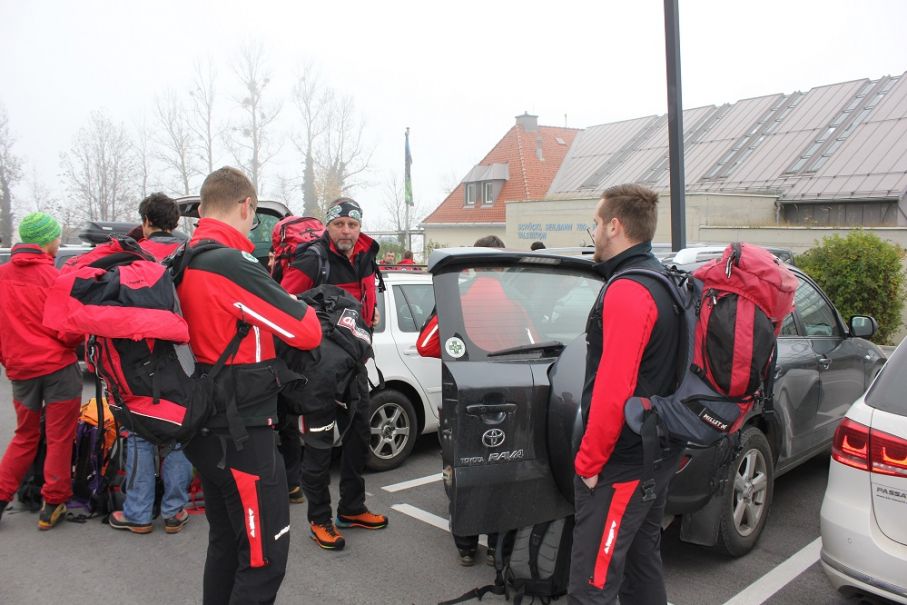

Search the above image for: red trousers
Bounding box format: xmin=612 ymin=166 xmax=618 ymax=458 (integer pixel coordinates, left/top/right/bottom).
xmin=0 ymin=398 xmax=81 ymax=504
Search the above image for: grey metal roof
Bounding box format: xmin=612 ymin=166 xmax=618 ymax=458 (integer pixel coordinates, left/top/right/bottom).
xmin=463 ymin=162 xmax=509 ymax=182
xmin=547 ymin=72 xmax=907 ymax=203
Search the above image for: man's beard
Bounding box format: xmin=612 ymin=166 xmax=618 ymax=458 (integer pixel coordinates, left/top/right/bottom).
xmin=335 ymin=239 xmax=354 ymax=252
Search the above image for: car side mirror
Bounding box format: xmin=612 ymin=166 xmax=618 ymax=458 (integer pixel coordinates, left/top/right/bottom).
xmin=849 ymin=315 xmax=877 ymax=339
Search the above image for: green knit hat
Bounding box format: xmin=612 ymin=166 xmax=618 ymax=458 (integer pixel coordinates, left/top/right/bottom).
xmin=19 ymin=212 xmax=62 ymax=246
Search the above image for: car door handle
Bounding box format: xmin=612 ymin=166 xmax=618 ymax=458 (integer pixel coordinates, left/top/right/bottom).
xmin=465 ymin=403 xmax=517 ymax=424
xmin=817 ymin=355 xmax=831 ymax=370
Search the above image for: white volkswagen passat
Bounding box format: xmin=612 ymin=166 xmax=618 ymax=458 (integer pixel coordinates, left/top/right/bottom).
xmin=820 ymin=337 xmax=907 ymax=604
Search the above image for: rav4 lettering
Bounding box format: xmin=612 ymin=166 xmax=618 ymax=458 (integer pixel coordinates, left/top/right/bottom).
xmin=488 ymin=449 xmax=524 ymax=462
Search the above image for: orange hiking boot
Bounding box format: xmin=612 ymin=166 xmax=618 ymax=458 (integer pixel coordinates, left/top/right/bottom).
xmin=37 ymin=501 xmax=67 ymax=530
xmin=310 ymin=521 xmax=346 ymax=550
xmin=335 ymin=510 xmax=388 ymax=530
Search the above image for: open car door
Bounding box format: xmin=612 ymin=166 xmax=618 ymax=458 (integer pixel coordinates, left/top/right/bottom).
xmin=430 ymin=248 xmax=603 ymax=536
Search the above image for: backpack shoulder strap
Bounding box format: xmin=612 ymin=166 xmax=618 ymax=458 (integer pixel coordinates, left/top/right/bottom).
xmin=167 ymin=240 xmax=223 ymax=287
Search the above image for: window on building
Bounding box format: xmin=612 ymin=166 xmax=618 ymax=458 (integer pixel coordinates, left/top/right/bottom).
xmin=465 ymin=183 xmax=476 ymax=206
xmin=483 ymin=182 xmax=494 ymax=205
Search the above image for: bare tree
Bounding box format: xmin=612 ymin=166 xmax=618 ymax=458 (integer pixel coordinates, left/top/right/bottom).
xmin=61 ymin=110 xmax=138 ymax=222
xmin=381 ymin=172 xmax=428 ymax=244
xmin=228 ymin=42 xmax=281 ymax=194
xmin=155 ymin=91 xmax=197 ymax=195
xmin=314 ymin=94 xmax=372 ymax=216
xmin=291 ymin=64 xmax=331 ymax=217
xmin=0 ymin=106 xmax=23 ymax=246
xmin=25 ymin=167 xmax=81 ymax=242
xmin=133 ymin=117 xmax=156 ymax=200
xmin=190 ymin=58 xmax=219 ymax=175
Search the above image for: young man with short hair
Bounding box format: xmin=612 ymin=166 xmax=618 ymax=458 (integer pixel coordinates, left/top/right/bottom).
xmin=178 ymin=167 xmax=322 ymax=604
xmin=0 ymin=212 xmax=83 ymax=530
xmin=569 ymin=184 xmax=682 ymax=604
xmin=108 ymin=193 xmax=193 ymax=535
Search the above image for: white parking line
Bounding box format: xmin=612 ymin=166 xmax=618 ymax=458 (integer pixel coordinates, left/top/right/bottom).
xmin=391 ymin=503 xmax=449 ymax=531
xmin=721 ymin=538 xmax=821 ymax=605
xmin=382 ymin=472 xmax=443 ymax=493
xmin=391 ymin=503 xmax=489 ymax=548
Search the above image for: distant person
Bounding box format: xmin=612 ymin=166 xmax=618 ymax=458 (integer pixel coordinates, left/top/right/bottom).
xmin=0 ymin=212 xmax=82 ymax=530
xmin=398 ymin=250 xmax=415 ymax=267
xmin=530 ymin=241 xmax=546 ymax=251
xmin=569 ymin=184 xmax=682 ymax=604
xmin=474 ymin=234 xmax=504 ymax=248
xmin=378 ymin=250 xmax=396 ymax=270
xmin=108 ymin=193 xmax=193 ymax=535
xmin=177 ymin=167 xmax=322 ymax=604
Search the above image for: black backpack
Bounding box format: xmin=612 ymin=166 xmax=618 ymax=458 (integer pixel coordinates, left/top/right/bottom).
xmin=440 ymin=517 xmax=574 ymax=605
xmin=278 ymin=284 xmax=376 ymax=446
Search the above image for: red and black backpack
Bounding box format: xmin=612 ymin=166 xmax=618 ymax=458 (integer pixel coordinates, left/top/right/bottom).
xmin=45 ymin=237 xmax=248 ymax=446
xmin=270 ymin=216 xmax=328 ymax=284
xmin=620 ymin=243 xmax=797 ymax=496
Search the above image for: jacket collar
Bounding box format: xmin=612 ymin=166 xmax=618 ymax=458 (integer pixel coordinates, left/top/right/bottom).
xmin=10 ymin=243 xmax=54 ymax=266
xmin=191 ymin=218 xmax=254 ymax=253
xmin=593 ymin=241 xmax=655 ymax=280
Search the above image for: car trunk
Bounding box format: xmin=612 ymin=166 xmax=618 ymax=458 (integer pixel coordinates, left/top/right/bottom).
xmin=429 ymin=249 xmax=602 ymax=536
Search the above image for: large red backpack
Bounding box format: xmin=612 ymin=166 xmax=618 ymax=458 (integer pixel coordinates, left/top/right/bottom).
xmin=44 ymin=237 xmax=249 ymax=446
xmin=692 ymin=243 xmax=798 ymax=401
xmin=270 ymin=216 xmax=328 ymax=284
xmin=620 ymin=243 xmax=797 ymax=500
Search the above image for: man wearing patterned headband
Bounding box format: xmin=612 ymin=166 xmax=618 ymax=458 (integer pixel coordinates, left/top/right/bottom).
xmin=280 ymin=196 xmax=386 ymax=551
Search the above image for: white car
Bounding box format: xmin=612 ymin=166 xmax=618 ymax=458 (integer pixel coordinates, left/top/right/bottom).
xmin=365 ymin=268 xmax=440 ymax=471
xmin=820 ymin=338 xmax=907 ymax=604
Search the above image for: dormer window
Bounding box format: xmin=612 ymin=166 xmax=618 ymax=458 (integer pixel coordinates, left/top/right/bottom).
xmin=465 ymin=183 xmax=476 ymax=206
xmin=483 ymin=182 xmax=494 ymax=205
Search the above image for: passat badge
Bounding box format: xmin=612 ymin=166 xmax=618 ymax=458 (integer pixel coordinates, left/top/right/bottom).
xmin=241 ymin=251 xmax=258 ymax=263
xmin=445 ymin=337 xmax=466 ymax=358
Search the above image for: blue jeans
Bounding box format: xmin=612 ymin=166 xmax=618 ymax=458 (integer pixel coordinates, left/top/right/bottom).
xmin=123 ymin=434 xmax=192 ymax=524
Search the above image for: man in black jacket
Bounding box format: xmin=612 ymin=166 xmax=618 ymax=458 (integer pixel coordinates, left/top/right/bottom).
xmin=280 ymin=197 xmax=387 ymax=551
xmin=569 ymin=184 xmax=682 ymax=604
xmin=178 ymin=167 xmax=322 ymax=605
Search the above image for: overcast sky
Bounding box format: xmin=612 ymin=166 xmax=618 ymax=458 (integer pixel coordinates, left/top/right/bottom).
xmin=2 ymin=0 xmax=906 ymax=229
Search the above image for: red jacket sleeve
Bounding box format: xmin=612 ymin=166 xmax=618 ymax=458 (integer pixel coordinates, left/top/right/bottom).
xmin=417 ymin=313 xmax=440 ymax=358
xmin=574 ymin=279 xmax=658 ymax=478
xmin=280 ymin=264 xmax=315 ymax=296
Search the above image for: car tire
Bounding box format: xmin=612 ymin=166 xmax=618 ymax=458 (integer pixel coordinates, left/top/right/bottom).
xmin=715 ymin=426 xmax=774 ymax=557
xmin=366 ymin=389 xmax=418 ymax=472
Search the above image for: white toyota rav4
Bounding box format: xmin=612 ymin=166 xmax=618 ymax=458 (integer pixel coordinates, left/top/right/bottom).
xmin=365 ymin=268 xmax=440 ymax=471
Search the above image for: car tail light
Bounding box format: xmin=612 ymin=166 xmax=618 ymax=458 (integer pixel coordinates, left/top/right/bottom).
xmin=832 ymin=418 xmax=870 ymax=471
xmin=870 ymin=428 xmax=907 ymax=477
xmin=831 ymin=417 xmax=907 ymax=477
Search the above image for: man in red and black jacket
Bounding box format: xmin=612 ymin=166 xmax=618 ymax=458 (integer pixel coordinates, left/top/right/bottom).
xmin=569 ymin=184 xmax=682 ymax=605
xmin=0 ymin=212 xmax=82 ymax=531
xmin=279 ymin=196 xmax=388 ymax=552
xmin=177 ymin=167 xmax=322 ymax=605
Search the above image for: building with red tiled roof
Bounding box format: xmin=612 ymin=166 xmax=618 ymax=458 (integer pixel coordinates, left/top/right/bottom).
xmin=421 ymin=113 xmax=580 ymax=247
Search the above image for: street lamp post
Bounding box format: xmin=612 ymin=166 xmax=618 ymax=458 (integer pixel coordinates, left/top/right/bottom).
xmin=664 ymin=0 xmax=687 ymax=252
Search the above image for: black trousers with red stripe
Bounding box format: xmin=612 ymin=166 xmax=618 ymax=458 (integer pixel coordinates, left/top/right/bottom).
xmin=185 ymin=427 xmax=290 ymax=605
xmin=568 ymin=449 xmax=681 ymax=605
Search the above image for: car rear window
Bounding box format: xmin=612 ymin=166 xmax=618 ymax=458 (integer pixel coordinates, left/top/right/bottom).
xmin=865 ymin=342 xmax=907 ymax=415
xmin=456 ymin=266 xmax=601 ymax=354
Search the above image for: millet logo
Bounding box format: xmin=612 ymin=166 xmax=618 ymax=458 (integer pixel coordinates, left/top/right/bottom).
xmin=699 ymin=410 xmax=729 ymax=432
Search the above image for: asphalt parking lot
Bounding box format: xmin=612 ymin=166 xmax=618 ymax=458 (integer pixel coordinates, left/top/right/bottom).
xmin=0 ymin=374 xmax=895 ymax=605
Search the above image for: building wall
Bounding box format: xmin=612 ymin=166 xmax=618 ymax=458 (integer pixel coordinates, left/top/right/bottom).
xmin=505 ymin=193 xmax=779 ymax=247
xmin=423 ymin=224 xmax=507 ymax=248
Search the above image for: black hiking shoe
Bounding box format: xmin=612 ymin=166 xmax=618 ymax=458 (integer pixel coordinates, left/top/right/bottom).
xmin=458 ymin=548 xmax=476 ymax=567
xmin=288 ymin=486 xmax=305 ymax=504
xmin=0 ymin=500 xmax=8 ymax=523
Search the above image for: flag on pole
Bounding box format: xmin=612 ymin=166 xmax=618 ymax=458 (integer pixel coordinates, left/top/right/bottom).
xmin=404 ymin=127 xmax=414 ymax=206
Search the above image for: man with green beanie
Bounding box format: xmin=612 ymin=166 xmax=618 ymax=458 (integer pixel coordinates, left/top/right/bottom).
xmin=0 ymin=212 xmax=83 ymax=530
